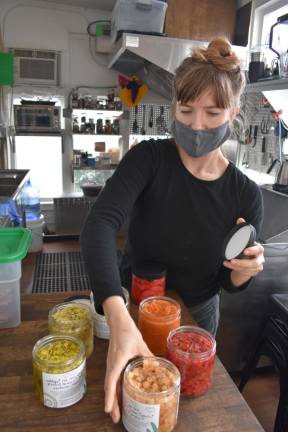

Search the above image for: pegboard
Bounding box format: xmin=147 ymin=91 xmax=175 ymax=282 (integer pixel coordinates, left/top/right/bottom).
xmin=238 ymin=92 xmax=286 ymax=176
xmin=129 ymin=103 xmax=171 ymax=136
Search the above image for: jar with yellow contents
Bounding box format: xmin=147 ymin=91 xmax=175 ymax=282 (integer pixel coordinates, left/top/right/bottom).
xmin=32 ymin=334 xmax=86 ymax=408
xmin=48 ymin=302 xmax=93 ymax=358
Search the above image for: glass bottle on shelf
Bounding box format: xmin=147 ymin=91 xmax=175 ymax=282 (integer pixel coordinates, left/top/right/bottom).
xmin=89 ymin=118 xmax=95 ymax=134
xmin=80 ymin=116 xmax=86 ymax=134
xmin=112 ymin=118 xmax=120 ymax=135
xmin=97 ymin=119 xmax=103 ymax=134
xmin=71 ymin=89 xmax=79 ymax=109
xmin=72 ymin=116 xmax=80 ymax=133
xmin=104 ymin=119 xmax=112 ymax=135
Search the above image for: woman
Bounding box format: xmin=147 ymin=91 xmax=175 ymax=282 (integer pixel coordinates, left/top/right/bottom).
xmin=81 ymin=37 xmax=265 ymax=423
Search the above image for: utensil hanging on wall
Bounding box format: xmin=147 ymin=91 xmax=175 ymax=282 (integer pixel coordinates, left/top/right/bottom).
xmin=141 ymin=105 xmax=146 ymax=135
xmin=132 ymin=105 xmax=138 ymax=134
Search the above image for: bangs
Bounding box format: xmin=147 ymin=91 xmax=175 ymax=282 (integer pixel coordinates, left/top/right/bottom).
xmin=175 ymin=65 xmax=235 ymax=109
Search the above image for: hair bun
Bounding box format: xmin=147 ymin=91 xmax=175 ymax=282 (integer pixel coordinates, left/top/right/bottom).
xmin=192 ymin=37 xmax=241 ymax=72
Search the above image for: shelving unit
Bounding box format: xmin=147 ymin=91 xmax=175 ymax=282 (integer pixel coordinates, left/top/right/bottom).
xmin=246 ymin=78 xmax=288 ymax=93
xmin=71 ymin=102 xmax=124 ymax=192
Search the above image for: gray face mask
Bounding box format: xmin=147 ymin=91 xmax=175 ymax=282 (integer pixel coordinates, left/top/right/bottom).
xmin=171 ymin=118 xmax=231 ymax=158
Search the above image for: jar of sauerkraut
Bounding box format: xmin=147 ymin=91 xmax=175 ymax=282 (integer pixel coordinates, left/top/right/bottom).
xmin=167 ymin=326 xmax=216 ymax=397
xmin=32 ymin=335 xmax=86 ymax=408
xmin=122 ymin=357 xmax=180 ymax=432
xmin=48 ymin=302 xmax=93 ymax=358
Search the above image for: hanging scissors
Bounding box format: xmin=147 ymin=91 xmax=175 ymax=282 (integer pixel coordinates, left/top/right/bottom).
xmin=260 ymin=114 xmax=271 ymax=134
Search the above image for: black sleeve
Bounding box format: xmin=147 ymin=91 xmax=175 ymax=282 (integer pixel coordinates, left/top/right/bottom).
xmin=80 ymin=141 xmax=157 ymax=308
xmin=219 ymin=179 xmax=264 ymax=293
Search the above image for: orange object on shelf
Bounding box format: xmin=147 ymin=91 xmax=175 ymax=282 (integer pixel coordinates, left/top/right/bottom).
xmin=138 ymin=296 xmax=181 ymax=355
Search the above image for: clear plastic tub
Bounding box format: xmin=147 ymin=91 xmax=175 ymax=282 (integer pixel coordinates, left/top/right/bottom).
xmin=111 ymin=0 xmax=168 ymax=42
xmin=0 ymin=261 xmax=21 ymax=328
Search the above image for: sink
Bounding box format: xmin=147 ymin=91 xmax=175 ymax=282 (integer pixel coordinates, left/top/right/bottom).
xmin=0 ymin=170 xmax=29 ymax=202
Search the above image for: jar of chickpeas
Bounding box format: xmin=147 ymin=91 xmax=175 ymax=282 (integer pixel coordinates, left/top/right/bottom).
xmin=122 ymin=357 xmax=180 ymax=432
xmin=48 ymin=302 xmax=93 ymax=358
xmin=32 ymin=335 xmax=86 ymax=408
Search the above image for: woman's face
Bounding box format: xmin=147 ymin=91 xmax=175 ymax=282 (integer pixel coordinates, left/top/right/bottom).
xmin=175 ymin=89 xmax=236 ymax=130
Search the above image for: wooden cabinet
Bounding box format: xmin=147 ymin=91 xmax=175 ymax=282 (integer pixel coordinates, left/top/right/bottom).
xmin=165 ymin=0 xmax=236 ymax=42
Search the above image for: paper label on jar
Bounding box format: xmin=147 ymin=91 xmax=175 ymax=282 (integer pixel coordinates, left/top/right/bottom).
xmin=122 ymin=388 xmax=160 ymax=432
xmin=42 ymin=360 xmax=86 ymax=408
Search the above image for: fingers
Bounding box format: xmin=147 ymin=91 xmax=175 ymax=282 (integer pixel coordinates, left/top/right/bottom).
xmin=110 ymin=394 xmax=121 ymax=424
xmin=236 ymin=217 xmax=246 ymax=224
xmin=104 ymin=357 xmax=127 ymax=416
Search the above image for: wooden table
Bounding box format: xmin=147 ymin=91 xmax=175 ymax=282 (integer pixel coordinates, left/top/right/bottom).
xmin=0 ymin=291 xmax=264 ymax=432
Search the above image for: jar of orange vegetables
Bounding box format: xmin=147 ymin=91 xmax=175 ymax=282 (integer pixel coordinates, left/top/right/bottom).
xmin=138 ymin=296 xmax=181 ymax=355
xmin=122 ymin=357 xmax=180 ymax=432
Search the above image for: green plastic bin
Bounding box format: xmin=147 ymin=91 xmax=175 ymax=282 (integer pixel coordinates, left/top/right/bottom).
xmin=0 ymin=228 xmax=32 ymax=328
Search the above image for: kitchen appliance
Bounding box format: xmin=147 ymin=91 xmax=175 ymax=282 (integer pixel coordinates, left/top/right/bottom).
xmin=14 ymin=103 xmax=61 ymax=133
xmin=11 ymin=48 xmax=60 ymax=86
xmin=108 ymin=33 xmax=247 ymax=100
xmin=269 ymin=13 xmax=288 ymax=77
xmin=273 ymin=159 xmax=288 ymax=194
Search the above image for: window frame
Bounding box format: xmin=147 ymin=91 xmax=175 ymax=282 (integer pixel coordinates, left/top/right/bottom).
xmin=249 ymin=0 xmax=288 ymax=49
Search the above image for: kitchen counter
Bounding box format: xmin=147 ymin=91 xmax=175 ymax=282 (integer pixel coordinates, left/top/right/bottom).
xmin=0 ymin=291 xmax=264 ymax=432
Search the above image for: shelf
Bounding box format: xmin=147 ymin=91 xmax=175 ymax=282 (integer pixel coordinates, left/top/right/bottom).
xmin=72 ymin=109 xmax=123 ymax=116
xmin=245 ymin=78 xmax=288 ymax=93
xmin=73 ymin=134 xmax=121 ymax=137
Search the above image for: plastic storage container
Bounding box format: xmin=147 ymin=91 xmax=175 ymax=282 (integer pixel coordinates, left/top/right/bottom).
xmin=48 ymin=302 xmax=94 ymax=358
xmin=122 ymin=357 xmax=180 ymax=432
xmin=131 ymin=263 xmax=166 ymax=305
xmin=32 ymin=334 xmax=86 ymax=408
xmin=138 ymin=296 xmax=181 ymax=355
xmin=26 ymin=214 xmax=44 ymax=252
xmin=0 ymin=228 xmax=31 ymax=328
xmin=167 ymin=326 xmax=216 ymax=397
xmin=22 ymin=180 xmax=41 ymax=221
xmin=111 ymin=0 xmax=168 ymax=42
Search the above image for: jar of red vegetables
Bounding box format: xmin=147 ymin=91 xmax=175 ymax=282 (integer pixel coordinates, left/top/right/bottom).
xmin=138 ymin=296 xmax=181 ymax=355
xmin=167 ymin=326 xmax=216 ymax=397
xmin=131 ymin=263 xmax=166 ymax=305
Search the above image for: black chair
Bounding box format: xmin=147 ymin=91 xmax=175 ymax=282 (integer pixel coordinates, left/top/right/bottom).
xmin=238 ymin=294 xmax=288 ymax=432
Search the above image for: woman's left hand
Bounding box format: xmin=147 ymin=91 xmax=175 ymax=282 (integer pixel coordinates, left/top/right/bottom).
xmin=223 ymin=218 xmax=265 ymax=279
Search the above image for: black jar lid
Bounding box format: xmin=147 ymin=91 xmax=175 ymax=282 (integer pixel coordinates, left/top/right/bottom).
xmin=222 ymin=223 xmax=257 ymax=261
xmin=132 ymin=262 xmax=167 ymax=280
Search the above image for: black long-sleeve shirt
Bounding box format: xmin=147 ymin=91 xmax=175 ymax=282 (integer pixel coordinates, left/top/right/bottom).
xmin=81 ymin=139 xmax=263 ymax=308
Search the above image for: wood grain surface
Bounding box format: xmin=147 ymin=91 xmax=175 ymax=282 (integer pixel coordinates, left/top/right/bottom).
xmin=165 ymin=0 xmax=236 ymax=41
xmin=0 ymin=291 xmax=264 ymax=432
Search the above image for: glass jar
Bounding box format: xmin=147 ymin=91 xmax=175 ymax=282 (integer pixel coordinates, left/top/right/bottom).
xmin=132 ymin=263 xmax=166 ymax=305
xmin=32 ymin=334 xmax=86 ymax=408
xmin=48 ymin=302 xmax=94 ymax=358
xmin=138 ymin=296 xmax=181 ymax=355
xmin=122 ymin=357 xmax=180 ymax=432
xmin=90 ymin=287 xmax=130 ymax=339
xmin=167 ymin=325 xmax=216 ymax=397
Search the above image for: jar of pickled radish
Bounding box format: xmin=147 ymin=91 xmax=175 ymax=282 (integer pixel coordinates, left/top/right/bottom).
xmin=138 ymin=296 xmax=181 ymax=355
xmin=122 ymin=357 xmax=180 ymax=432
xmin=32 ymin=335 xmax=86 ymax=408
xmin=131 ymin=263 xmax=166 ymax=305
xmin=167 ymin=326 xmax=216 ymax=397
xmin=48 ymin=302 xmax=93 ymax=358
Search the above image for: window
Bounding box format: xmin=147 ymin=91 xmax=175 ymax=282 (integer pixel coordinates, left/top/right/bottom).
xmin=251 ymin=0 xmax=288 ymax=52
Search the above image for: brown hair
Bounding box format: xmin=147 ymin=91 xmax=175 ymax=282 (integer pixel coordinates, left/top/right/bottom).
xmin=174 ymin=37 xmax=245 ymax=109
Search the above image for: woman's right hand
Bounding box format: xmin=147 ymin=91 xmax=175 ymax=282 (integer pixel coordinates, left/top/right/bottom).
xmin=103 ymin=296 xmax=153 ymax=423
